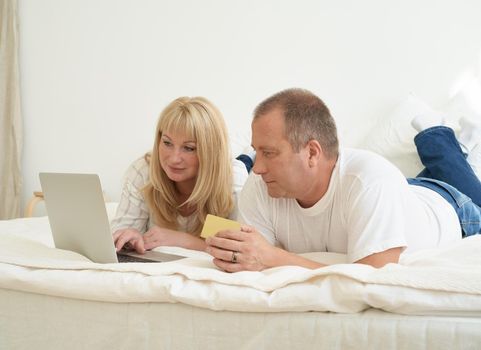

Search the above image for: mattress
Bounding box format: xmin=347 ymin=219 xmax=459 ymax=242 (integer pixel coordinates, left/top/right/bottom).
xmin=2 ymin=288 xmax=480 ymax=350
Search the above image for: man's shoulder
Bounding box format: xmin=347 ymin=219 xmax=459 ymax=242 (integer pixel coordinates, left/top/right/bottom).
xmin=340 ymin=147 xmax=389 ymax=164
xmin=340 ymin=148 xmax=402 ymax=176
xmin=336 ymin=147 xmax=407 ymax=191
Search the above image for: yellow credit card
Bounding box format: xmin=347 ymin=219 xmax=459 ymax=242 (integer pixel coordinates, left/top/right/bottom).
xmin=200 ymin=214 xmax=241 ymax=238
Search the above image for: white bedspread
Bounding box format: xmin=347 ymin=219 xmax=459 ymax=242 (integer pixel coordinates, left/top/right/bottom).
xmin=1 ymin=216 xmax=481 ymax=316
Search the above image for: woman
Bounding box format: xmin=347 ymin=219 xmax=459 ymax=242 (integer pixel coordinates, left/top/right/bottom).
xmin=111 ymin=96 xmax=251 ymax=253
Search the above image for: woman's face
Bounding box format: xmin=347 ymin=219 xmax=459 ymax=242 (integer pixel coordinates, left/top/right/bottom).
xmin=158 ymin=131 xmax=200 ymax=191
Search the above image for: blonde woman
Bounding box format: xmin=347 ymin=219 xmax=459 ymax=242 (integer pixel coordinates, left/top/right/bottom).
xmin=111 ymin=96 xmax=252 ymax=253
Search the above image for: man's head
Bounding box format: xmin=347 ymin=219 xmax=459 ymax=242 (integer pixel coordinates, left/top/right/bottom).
xmin=251 ymin=88 xmax=339 ymax=207
xmin=253 ymin=88 xmax=339 ymax=159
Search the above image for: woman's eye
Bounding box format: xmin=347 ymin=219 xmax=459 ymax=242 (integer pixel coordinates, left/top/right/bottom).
xmin=184 ymin=146 xmax=196 ymax=152
xmin=162 ymin=140 xmax=172 ymax=147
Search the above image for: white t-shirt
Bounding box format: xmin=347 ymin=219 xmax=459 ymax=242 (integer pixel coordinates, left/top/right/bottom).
xmin=111 ymin=156 xmax=248 ymax=233
xmin=237 ymin=148 xmax=461 ymax=262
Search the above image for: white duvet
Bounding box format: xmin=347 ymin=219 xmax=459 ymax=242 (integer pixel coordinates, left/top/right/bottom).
xmin=1 ymin=215 xmax=481 ymax=316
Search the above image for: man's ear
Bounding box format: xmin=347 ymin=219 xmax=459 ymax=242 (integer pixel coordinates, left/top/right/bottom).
xmin=307 ymin=140 xmax=322 ymax=167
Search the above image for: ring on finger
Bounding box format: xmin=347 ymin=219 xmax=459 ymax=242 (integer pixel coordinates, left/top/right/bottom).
xmin=231 ymin=251 xmax=238 ymax=263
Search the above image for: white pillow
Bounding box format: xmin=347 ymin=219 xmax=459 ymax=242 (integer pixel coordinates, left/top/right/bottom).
xmin=443 ymin=76 xmax=481 ymax=128
xmin=229 ymin=130 xmax=251 ymax=158
xmin=361 ymin=94 xmax=428 ymax=177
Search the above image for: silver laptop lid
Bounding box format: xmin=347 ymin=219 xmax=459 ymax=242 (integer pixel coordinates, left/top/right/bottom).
xmin=39 ymin=173 xmax=119 ymax=263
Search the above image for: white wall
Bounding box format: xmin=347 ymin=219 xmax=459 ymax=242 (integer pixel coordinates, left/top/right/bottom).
xmin=18 ymin=0 xmax=481 ymax=206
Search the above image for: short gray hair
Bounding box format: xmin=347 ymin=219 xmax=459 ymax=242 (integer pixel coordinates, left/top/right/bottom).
xmin=254 ymin=88 xmax=339 ymax=158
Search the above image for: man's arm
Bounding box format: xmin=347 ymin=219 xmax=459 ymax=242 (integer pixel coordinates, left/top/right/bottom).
xmin=205 ymin=226 xmax=403 ymax=272
xmin=355 ymin=247 xmax=402 ymax=268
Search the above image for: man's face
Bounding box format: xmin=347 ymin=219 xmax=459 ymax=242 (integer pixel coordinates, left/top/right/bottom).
xmin=251 ymin=109 xmax=310 ymax=199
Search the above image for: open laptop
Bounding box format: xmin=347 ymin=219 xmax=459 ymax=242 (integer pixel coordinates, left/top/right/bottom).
xmin=39 ymin=172 xmax=184 ymax=264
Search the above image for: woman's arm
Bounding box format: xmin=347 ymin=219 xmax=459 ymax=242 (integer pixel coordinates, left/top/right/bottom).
xmin=143 ymin=226 xmax=206 ymax=251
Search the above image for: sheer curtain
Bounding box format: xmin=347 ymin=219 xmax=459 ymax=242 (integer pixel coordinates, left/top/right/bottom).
xmin=0 ymin=0 xmax=23 ymax=219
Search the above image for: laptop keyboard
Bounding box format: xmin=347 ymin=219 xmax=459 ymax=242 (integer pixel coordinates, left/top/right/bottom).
xmin=117 ymin=253 xmax=156 ymax=263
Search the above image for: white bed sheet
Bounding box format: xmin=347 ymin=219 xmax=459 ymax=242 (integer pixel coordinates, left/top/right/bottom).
xmin=2 ymin=215 xmax=481 ymax=315
xmin=1 ymin=212 xmax=481 ymax=349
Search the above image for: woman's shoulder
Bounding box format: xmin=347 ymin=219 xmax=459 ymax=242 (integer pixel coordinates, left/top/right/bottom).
xmin=123 ymin=154 xmax=150 ymax=184
xmin=131 ymin=154 xmax=150 ymax=170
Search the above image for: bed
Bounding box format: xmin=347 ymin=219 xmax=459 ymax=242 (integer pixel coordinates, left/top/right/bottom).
xmin=3 ymin=96 xmax=481 ymax=350
xmin=1 ymin=206 xmax=481 ymax=350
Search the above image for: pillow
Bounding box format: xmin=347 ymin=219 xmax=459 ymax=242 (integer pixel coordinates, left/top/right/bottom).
xmin=443 ymin=76 xmax=481 ymax=129
xmin=361 ymin=94 xmax=429 ymax=177
xmin=229 ymin=130 xmax=251 ymax=159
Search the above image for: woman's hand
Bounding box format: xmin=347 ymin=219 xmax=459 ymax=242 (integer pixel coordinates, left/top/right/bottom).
xmin=142 ymin=226 xmax=172 ymax=250
xmin=112 ymin=228 xmax=146 ymax=254
xmin=143 ymin=226 xmax=207 ymax=251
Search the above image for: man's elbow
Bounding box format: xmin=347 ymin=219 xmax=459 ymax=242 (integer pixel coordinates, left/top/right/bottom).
xmin=355 ymin=247 xmax=403 ymax=268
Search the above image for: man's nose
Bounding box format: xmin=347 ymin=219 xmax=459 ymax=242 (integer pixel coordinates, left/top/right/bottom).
xmin=252 ymin=157 xmax=265 ymax=174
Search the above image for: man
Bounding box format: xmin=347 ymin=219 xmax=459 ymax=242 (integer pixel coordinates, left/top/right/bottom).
xmin=205 ymin=88 xmax=481 ymax=272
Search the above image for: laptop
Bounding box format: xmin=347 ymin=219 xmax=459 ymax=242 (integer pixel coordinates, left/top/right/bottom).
xmin=39 ymin=172 xmax=184 ymax=264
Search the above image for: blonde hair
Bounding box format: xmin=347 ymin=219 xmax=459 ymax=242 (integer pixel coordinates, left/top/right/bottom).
xmin=143 ymin=96 xmax=233 ymax=234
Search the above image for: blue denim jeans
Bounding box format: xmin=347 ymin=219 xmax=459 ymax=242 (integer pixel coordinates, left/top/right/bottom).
xmin=407 ymin=126 xmax=481 ymax=237
xmin=236 ymin=154 xmax=254 ymax=173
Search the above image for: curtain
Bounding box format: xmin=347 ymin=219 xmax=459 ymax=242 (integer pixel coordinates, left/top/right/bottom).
xmin=0 ymin=0 xmax=23 ymax=219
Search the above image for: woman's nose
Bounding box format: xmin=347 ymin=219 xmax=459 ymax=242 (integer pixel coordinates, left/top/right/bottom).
xmin=169 ymin=148 xmax=183 ymax=162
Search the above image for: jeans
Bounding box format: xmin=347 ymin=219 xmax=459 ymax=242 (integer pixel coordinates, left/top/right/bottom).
xmin=407 ymin=126 xmax=481 ymax=237
xmin=236 ymin=154 xmax=254 ymax=173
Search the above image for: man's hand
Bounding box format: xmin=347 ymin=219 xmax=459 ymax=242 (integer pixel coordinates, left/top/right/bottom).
xmin=205 ymin=225 xmax=279 ymax=272
xmin=206 ymin=225 xmax=326 ymax=272
xmin=113 ymin=228 xmax=146 ymax=254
